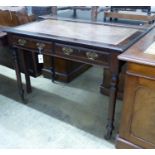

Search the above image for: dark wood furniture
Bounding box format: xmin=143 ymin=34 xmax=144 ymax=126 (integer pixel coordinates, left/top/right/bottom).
xmin=0 ymin=8 xmax=36 ymax=26
xmin=5 ymin=18 xmax=150 ymax=139
xmin=116 ymin=27 xmax=155 ymax=149
xmin=41 ymin=14 xmax=91 ymax=83
xmin=0 ymin=9 xmax=42 ymax=77
xmin=40 ymin=8 xmax=93 ymax=83
xmin=43 ymin=7 xmax=108 ymax=83
xmin=102 ymin=10 xmax=155 ymax=99
xmin=100 ymin=64 xmax=126 ymax=99
xmin=0 ymin=8 xmax=89 ymax=82
xmin=42 ymin=56 xmax=90 ymax=82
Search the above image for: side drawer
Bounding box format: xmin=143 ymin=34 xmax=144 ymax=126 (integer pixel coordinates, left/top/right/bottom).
xmin=55 ymin=43 xmax=110 ymax=66
xmin=128 ymin=62 xmax=155 ymax=79
xmin=8 ymin=35 xmax=53 ymax=54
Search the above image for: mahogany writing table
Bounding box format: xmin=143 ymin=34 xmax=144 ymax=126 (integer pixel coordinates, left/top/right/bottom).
xmin=5 ymin=18 xmax=152 ymax=139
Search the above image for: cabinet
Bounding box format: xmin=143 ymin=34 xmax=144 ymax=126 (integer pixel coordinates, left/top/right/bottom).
xmin=42 ymin=56 xmax=90 ymax=82
xmin=116 ymin=27 xmax=155 ymax=149
xmin=116 ymin=63 xmax=155 ymax=148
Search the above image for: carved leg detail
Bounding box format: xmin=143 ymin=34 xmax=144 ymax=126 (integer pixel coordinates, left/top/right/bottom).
xmin=105 ymin=74 xmax=118 ymax=139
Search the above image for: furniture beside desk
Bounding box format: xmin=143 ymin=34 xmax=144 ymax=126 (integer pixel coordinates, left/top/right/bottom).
xmin=104 ymin=11 xmax=155 ymax=24
xmin=100 ymin=23 xmax=154 ymax=100
xmin=0 ymin=8 xmax=42 ymax=77
xmin=5 ymin=19 xmax=150 ymax=139
xmin=116 ymin=27 xmax=155 ymax=148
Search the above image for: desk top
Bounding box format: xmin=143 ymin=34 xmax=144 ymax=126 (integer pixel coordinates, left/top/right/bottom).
xmin=5 ymin=19 xmax=151 ymax=51
xmin=118 ymin=27 xmax=155 ymax=67
xmin=13 ymin=19 xmax=138 ymax=46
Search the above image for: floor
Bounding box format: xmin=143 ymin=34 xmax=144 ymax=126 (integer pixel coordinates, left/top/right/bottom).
xmin=0 ymin=65 xmax=122 ymax=148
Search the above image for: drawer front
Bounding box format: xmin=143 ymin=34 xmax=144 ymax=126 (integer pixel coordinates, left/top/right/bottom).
xmin=9 ymin=35 xmax=53 ymax=54
xmin=128 ymin=62 xmax=155 ymax=79
xmin=55 ymin=43 xmax=110 ymax=66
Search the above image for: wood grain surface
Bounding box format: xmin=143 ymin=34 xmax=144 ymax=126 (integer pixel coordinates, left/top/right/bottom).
xmin=118 ymin=28 xmax=155 ymax=67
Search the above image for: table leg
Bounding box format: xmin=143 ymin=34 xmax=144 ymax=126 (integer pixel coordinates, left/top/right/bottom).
xmin=12 ymin=48 xmax=25 ymax=101
xmin=104 ymin=73 xmax=119 ymax=139
xmin=20 ymin=50 xmax=32 ymax=93
xmin=104 ymin=53 xmax=120 ymax=139
xmin=51 ymin=56 xmax=55 ymax=82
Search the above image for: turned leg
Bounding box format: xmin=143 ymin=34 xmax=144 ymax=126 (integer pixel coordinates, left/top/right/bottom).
xmin=104 ymin=53 xmax=120 ymax=139
xmin=104 ymin=73 xmax=119 ymax=139
xmin=20 ymin=50 xmax=32 ymax=93
xmin=12 ymin=48 xmax=25 ymax=101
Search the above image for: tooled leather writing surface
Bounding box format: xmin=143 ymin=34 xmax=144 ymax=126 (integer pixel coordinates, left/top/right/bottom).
xmin=14 ymin=19 xmax=138 ymax=45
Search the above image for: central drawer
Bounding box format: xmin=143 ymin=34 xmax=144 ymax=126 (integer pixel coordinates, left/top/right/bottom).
xmin=9 ymin=35 xmax=53 ymax=55
xmin=55 ymin=43 xmax=110 ymax=66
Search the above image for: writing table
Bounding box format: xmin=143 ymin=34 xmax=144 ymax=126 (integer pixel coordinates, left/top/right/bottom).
xmin=5 ymin=18 xmax=151 ymax=139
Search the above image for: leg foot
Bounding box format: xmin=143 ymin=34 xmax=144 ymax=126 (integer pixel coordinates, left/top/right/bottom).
xmin=104 ymin=121 xmax=114 ymax=140
xmin=20 ymin=90 xmax=25 ymax=101
xmin=105 ymin=72 xmax=118 ymax=139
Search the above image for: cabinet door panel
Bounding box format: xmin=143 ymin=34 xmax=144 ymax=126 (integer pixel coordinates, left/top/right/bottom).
xmin=131 ymin=84 xmax=155 ymax=145
xmin=120 ymin=74 xmax=155 ymax=148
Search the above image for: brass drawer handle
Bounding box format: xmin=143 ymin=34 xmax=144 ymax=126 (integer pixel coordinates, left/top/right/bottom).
xmin=62 ymin=47 xmax=73 ymax=55
xmin=36 ymin=43 xmax=45 ymax=50
xmin=86 ymin=52 xmax=98 ymax=60
xmin=18 ymin=39 xmax=27 ymax=46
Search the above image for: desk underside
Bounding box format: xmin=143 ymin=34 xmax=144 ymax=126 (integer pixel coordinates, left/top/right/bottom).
xmin=14 ymin=19 xmax=138 ymax=45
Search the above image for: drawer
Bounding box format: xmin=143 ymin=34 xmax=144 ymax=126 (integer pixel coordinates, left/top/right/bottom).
xmin=128 ymin=62 xmax=155 ymax=79
xmin=55 ymin=43 xmax=110 ymax=66
xmin=9 ymin=35 xmax=53 ymax=54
